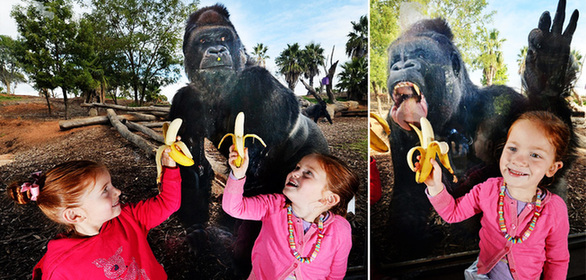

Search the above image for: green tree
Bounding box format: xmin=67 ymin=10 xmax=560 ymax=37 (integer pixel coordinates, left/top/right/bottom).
xmin=0 ymin=36 xmax=27 ymax=95
xmin=252 ymin=43 xmax=269 ymax=68
xmin=12 ymin=0 xmax=84 ymax=119
xmin=474 ymin=28 xmax=506 ymax=86
xmin=346 ymin=15 xmax=368 ymax=59
xmin=87 ymin=0 xmax=195 ymax=105
xmin=301 ymin=42 xmax=325 ymax=88
xmin=338 ymin=56 xmax=368 ymax=101
xmin=427 ymin=0 xmax=496 ymax=67
xmin=370 ymin=0 xmax=399 ymax=93
xmin=276 ymin=43 xmax=304 ymax=91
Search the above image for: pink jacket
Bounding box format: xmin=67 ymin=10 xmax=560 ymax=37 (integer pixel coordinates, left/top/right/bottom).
xmin=428 ymin=177 xmax=569 ymax=280
xmin=32 ymin=167 xmax=181 ymax=280
xmin=222 ymin=176 xmax=352 ymax=280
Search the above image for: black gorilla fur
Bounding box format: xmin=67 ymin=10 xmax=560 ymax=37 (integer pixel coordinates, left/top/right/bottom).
xmin=385 ymin=0 xmax=579 ymax=261
xmin=168 ymin=4 xmax=330 ymax=273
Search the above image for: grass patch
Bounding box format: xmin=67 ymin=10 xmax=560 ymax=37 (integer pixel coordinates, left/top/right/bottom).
xmin=338 ymin=129 xmax=368 ymax=160
xmin=0 ymin=94 xmax=22 ymax=101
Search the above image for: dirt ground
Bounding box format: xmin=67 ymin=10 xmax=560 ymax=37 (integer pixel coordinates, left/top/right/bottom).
xmin=0 ymin=95 xmax=368 ymax=279
xmin=370 ymin=101 xmax=586 ymax=269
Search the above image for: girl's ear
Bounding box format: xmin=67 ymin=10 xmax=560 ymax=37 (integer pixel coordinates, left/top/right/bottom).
xmin=62 ymin=208 xmax=85 ymax=224
xmin=545 ymin=161 xmax=563 ymax=178
xmin=322 ymin=191 xmax=340 ymax=207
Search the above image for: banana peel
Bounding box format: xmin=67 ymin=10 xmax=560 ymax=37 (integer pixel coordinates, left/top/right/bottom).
xmin=370 ymin=112 xmax=391 ymax=153
xmin=156 ymin=118 xmax=194 ymax=183
xmin=218 ymin=112 xmax=267 ymax=167
xmin=407 ymin=117 xmax=457 ymax=184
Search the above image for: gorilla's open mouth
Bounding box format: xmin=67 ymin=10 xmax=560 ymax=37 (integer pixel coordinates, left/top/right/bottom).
xmin=393 ymin=81 xmax=421 ymax=104
xmin=390 ymin=81 xmax=428 ymax=131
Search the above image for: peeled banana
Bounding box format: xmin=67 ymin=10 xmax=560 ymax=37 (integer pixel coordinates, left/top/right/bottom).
xmin=156 ymin=118 xmax=194 ymax=183
xmin=370 ymin=113 xmax=391 ymax=153
xmin=407 ymin=117 xmax=457 ymax=184
xmin=218 ymin=112 xmax=267 ymax=167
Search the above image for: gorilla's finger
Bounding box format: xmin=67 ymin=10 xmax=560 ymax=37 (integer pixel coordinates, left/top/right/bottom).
xmin=551 ymin=0 xmax=566 ymax=34
xmin=538 ymin=11 xmax=551 ymax=32
xmin=562 ymin=10 xmax=579 ymax=40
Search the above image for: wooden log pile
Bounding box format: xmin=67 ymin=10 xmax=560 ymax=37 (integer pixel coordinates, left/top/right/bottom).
xmin=58 ymin=104 xmax=170 ymax=158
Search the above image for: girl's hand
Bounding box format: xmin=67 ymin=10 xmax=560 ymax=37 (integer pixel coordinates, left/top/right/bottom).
xmin=424 ymin=158 xmax=444 ymax=196
xmin=228 ymin=145 xmax=249 ymax=179
xmin=161 ymin=147 xmax=177 ymax=168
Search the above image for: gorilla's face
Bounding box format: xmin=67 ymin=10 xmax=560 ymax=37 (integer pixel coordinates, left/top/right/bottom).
xmin=183 ymin=25 xmax=246 ymax=83
xmin=387 ymin=34 xmax=464 ymax=131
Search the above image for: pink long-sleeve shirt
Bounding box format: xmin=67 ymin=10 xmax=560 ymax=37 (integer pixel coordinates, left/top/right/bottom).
xmin=428 ymin=177 xmax=569 ymax=280
xmin=32 ymin=167 xmax=181 ymax=280
xmin=222 ymin=176 xmax=352 ymax=280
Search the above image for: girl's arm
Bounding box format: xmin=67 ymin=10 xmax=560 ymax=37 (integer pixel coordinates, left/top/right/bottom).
xmin=542 ymin=197 xmax=570 ymax=279
xmin=222 ymin=174 xmax=282 ymax=220
xmin=129 ymin=148 xmax=181 ymax=230
xmin=131 ymin=167 xmax=181 ymax=229
xmin=326 ymin=220 xmax=352 ymax=280
xmin=425 ymin=159 xmax=483 ymax=223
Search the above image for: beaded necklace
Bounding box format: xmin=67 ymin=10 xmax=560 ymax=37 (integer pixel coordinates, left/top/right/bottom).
xmin=498 ymin=184 xmax=543 ymax=244
xmin=287 ymin=205 xmax=324 ymax=263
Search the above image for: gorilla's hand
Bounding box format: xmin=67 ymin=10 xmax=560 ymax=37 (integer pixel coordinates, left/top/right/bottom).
xmin=524 ymin=0 xmax=579 ymax=97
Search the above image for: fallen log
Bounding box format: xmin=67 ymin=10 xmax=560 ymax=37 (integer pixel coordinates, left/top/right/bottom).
xmin=124 ymin=120 xmax=164 ymax=143
xmin=82 ymin=102 xmax=170 ymax=113
xmin=137 ymin=121 xmax=166 ymax=128
xmin=107 ymin=109 xmax=156 ymax=157
xmin=59 ymin=114 xmax=157 ymax=130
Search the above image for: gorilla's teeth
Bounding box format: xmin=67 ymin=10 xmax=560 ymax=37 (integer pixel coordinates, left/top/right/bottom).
xmin=393 ymin=81 xmax=421 ymax=96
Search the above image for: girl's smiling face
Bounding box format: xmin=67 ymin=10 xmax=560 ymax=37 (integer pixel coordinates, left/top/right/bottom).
xmin=78 ymin=170 xmax=122 ymax=231
xmin=500 ymin=119 xmax=563 ymax=191
xmin=283 ymin=154 xmax=328 ymax=207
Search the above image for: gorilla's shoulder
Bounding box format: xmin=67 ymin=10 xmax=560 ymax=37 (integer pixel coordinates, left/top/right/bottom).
xmin=237 ymin=67 xmax=290 ymax=93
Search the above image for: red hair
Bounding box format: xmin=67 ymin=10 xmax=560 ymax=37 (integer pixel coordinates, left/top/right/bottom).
xmin=508 ymin=111 xmax=570 ymax=162
xmin=7 ymin=160 xmax=108 ymax=227
xmin=310 ymin=153 xmax=360 ymax=217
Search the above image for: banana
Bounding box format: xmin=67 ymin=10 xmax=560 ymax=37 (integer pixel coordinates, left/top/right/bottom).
xmin=156 ymin=118 xmax=194 ymax=183
xmin=369 ymin=113 xmax=391 ymax=153
xmin=218 ymin=112 xmax=267 ymax=167
xmin=406 ymin=117 xmax=457 ymax=184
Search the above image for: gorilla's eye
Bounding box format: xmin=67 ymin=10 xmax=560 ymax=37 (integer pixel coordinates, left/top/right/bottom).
xmin=200 ymin=39 xmax=206 ymax=43
xmin=221 ymin=37 xmax=225 ymax=42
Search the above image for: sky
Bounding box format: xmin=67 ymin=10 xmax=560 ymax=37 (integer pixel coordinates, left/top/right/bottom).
xmin=0 ymin=0 xmax=368 ymax=101
xmin=1 ymin=0 xmax=585 ymax=99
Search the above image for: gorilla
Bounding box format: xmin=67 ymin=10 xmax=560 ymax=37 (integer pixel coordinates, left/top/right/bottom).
xmin=168 ymin=4 xmax=329 ymax=274
xmin=302 ymin=99 xmax=333 ymax=124
xmin=384 ymin=0 xmax=579 ymax=262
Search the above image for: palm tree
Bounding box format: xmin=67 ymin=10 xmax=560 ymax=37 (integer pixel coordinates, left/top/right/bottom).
xmin=252 ymin=43 xmax=269 ymax=68
xmin=474 ymin=28 xmax=505 ymax=86
xmin=275 ymin=43 xmax=304 ymax=91
xmin=346 ymin=15 xmax=368 ymax=59
xmin=337 ymin=56 xmax=367 ymax=101
xmin=301 ymin=42 xmax=325 ymax=88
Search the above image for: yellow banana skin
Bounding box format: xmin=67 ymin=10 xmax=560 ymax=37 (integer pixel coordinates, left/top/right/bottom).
xmin=156 ymin=118 xmax=194 ymax=183
xmin=407 ymin=117 xmax=457 ymax=184
xmin=218 ymin=112 xmax=267 ymax=167
xmin=369 ymin=112 xmax=391 ymax=153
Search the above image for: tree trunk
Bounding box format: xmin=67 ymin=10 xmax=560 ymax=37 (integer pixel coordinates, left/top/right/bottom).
xmin=325 ymin=61 xmax=339 ymax=103
xmin=58 ymin=113 xmax=157 ymax=130
xmin=124 ymin=120 xmax=164 ymax=143
xmin=62 ymin=88 xmax=69 ymax=120
xmin=42 ymin=89 xmax=52 ymax=116
xmin=106 ymin=109 xmax=156 ymax=157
